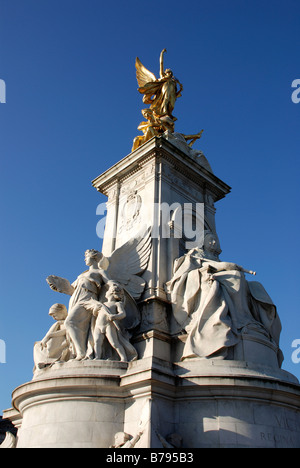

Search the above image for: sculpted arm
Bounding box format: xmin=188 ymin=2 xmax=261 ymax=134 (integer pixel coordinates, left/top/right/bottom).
xmin=41 ymin=323 xmax=59 ymax=346
xmin=213 ymin=261 xmax=256 ymax=274
xmin=202 ymin=261 xmax=256 ymax=275
xmin=160 ymin=48 xmax=167 ymax=78
xmin=47 ymin=275 xmax=75 ymax=296
xmin=198 ymin=260 xmax=239 ymax=272
xmin=112 ymin=302 xmax=127 ymax=322
xmin=214 ymin=261 xmax=242 ymax=272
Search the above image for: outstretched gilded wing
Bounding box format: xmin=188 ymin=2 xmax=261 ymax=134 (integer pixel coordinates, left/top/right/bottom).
xmin=106 ymin=227 xmax=152 ymax=299
xmin=135 ymin=57 xmax=157 ymax=88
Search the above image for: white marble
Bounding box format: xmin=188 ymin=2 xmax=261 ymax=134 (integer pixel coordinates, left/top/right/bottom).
xmin=167 ymin=230 xmax=283 ymax=368
xmin=4 ymin=135 xmax=300 ymax=448
xmin=10 ymin=357 xmax=300 ymax=448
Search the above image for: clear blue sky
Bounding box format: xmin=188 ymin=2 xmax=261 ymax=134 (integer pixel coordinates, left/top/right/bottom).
xmin=0 ymin=0 xmax=300 ymax=411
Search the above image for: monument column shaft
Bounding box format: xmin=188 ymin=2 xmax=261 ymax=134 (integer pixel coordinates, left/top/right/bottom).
xmin=93 ymin=136 xmax=230 ymax=304
xmin=92 ymin=136 xmax=231 ymax=359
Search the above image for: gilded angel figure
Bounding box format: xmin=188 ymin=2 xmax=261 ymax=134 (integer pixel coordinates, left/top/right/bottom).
xmin=133 ymin=49 xmax=183 ymax=151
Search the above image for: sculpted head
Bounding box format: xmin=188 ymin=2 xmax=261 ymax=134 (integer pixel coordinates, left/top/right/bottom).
xmin=49 ymin=303 xmax=68 ymax=321
xmin=164 ymin=68 xmax=173 ymax=78
xmin=84 ymin=249 xmax=110 ymax=270
xmin=106 ymin=281 xmax=124 ymax=302
xmin=204 ymin=232 xmax=218 ymax=252
xmin=85 ymin=249 xmax=103 ymax=266
xmin=202 ymin=231 xmax=222 ymax=259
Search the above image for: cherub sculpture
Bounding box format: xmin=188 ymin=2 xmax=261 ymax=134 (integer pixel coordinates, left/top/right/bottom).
xmin=46 ymin=228 xmax=151 ymax=360
xmin=133 ymin=49 xmax=183 ymax=150
xmin=87 ymin=281 xmax=138 ymax=362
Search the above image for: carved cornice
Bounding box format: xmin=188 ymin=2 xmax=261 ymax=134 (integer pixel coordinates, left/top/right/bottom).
xmin=92 ymin=136 xmax=231 ymax=202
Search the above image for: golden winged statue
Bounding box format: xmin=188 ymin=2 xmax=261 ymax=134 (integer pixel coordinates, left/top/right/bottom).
xmin=132 ymin=49 xmax=183 ymax=151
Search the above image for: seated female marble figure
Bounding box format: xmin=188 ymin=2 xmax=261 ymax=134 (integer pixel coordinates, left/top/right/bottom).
xmin=167 ymin=231 xmax=283 ymax=366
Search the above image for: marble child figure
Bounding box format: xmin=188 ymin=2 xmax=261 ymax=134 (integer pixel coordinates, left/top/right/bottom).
xmin=89 ymin=282 xmax=138 ymax=362
xmin=33 ymin=303 xmax=70 ymax=371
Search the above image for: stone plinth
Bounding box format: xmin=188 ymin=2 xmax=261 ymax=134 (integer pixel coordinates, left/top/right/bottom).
xmin=11 ymin=358 xmax=300 ymax=448
xmin=173 ymin=360 xmax=300 ymax=448
xmin=13 ymin=361 xmax=128 ymax=448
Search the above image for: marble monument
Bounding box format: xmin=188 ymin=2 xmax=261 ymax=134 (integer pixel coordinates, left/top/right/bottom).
xmin=2 ymin=49 xmax=300 ymax=449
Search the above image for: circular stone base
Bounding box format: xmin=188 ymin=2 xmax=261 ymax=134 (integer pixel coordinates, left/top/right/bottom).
xmin=172 ymin=360 xmax=300 ymax=448
xmin=13 ymin=361 xmax=129 ymax=448
xmin=12 ymin=359 xmax=300 ymax=448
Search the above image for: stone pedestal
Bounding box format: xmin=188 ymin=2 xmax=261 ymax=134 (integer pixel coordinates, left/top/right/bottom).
xmin=173 ymin=360 xmax=300 ymax=448
xmin=12 ymin=359 xmax=300 ymax=448
xmin=13 ymin=361 xmax=128 ymax=448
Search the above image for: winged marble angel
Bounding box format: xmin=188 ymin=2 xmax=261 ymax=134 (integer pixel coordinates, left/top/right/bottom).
xmin=46 ymin=229 xmax=152 ymax=361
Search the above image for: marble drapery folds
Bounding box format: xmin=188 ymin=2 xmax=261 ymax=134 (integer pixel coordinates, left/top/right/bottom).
xmin=167 ymin=251 xmax=283 ymax=365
